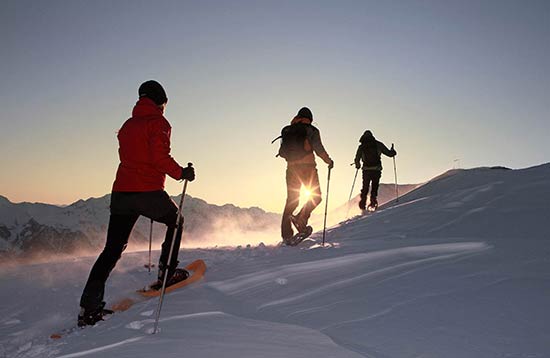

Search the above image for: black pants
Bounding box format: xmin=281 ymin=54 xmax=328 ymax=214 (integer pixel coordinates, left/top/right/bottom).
xmin=359 ymin=170 xmax=381 ymax=208
xmin=281 ymin=164 xmax=322 ymax=240
xmin=80 ymin=191 xmax=182 ymax=310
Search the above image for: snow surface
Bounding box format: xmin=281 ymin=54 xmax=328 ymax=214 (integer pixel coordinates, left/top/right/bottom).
xmin=1 ymin=164 xmax=549 ymax=358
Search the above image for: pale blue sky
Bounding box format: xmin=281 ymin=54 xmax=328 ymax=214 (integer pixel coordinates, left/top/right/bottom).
xmin=1 ymin=0 xmax=549 ymax=212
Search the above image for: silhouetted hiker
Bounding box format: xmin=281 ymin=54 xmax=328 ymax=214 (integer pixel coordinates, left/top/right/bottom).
xmin=275 ymin=107 xmax=333 ymax=244
xmin=354 ymin=130 xmax=396 ymax=211
xmin=78 ymin=80 xmax=195 ymax=327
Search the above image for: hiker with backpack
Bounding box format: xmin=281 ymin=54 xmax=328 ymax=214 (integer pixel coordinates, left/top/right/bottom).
xmin=276 ymin=107 xmax=334 ymax=244
xmin=78 ymin=80 xmax=195 ymax=327
xmin=354 ymin=130 xmax=396 ymax=211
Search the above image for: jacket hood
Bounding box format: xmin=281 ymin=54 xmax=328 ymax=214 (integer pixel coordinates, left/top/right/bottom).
xmin=132 ymin=97 xmax=164 ymax=117
xmin=359 ymin=130 xmax=375 ymax=143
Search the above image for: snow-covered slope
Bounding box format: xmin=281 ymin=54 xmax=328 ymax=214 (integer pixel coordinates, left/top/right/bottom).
xmin=1 ymin=163 xmax=549 ymax=358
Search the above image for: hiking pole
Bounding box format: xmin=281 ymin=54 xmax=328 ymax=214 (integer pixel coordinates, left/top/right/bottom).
xmin=345 ymin=164 xmax=359 ymax=218
xmin=148 ymin=219 xmax=153 ymax=273
xmin=392 ymin=144 xmax=399 ymax=203
xmin=153 ymin=163 xmax=192 ymax=334
xmin=322 ymin=166 xmax=332 ymax=246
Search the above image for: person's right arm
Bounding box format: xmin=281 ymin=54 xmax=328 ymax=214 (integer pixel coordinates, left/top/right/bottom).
xmin=379 ymin=141 xmax=397 ymax=157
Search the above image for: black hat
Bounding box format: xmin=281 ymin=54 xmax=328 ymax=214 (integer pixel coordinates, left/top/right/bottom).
xmin=138 ymin=80 xmax=168 ymax=105
xmin=296 ymin=107 xmax=313 ymax=121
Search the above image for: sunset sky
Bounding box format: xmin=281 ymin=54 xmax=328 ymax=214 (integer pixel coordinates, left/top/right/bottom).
xmin=1 ymin=0 xmax=549 ymax=213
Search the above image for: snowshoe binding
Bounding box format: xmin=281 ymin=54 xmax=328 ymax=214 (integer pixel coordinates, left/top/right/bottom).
xmin=77 ymin=302 xmax=114 ymax=327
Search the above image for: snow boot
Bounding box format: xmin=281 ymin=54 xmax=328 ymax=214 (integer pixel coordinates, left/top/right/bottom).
xmin=367 ymin=197 xmax=378 ymax=211
xmin=78 ymin=302 xmax=114 ymax=327
xmin=290 ymin=215 xmax=307 ymax=233
xmin=358 ymin=197 xmax=367 ymax=210
xmin=150 ymin=268 xmax=190 ymax=291
xmin=287 ymin=225 xmax=314 ymax=246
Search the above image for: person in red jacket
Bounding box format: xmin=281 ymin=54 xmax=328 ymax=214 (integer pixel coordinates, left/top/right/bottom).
xmin=78 ymin=80 xmax=195 ymax=327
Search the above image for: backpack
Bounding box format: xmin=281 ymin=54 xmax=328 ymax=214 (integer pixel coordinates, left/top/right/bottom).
xmin=361 ymin=138 xmax=381 ymax=167
xmin=272 ymin=122 xmax=311 ymax=161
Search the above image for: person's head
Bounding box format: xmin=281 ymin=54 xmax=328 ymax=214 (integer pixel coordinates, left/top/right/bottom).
xmin=295 ymin=107 xmax=313 ymax=123
xmin=138 ymin=80 xmax=168 ymax=112
xmin=360 ymin=130 xmax=374 ymax=143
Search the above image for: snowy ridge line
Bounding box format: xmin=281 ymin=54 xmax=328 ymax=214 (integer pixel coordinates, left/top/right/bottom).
xmin=54 ymin=336 xmax=145 ymax=358
xmin=258 ymin=244 xmax=490 ymax=310
xmin=208 ymin=242 xmax=490 ymax=295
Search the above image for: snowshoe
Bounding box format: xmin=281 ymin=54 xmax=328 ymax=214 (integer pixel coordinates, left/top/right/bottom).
xmin=77 ymin=302 xmax=114 ymax=327
xmin=149 ymin=268 xmax=190 ymax=291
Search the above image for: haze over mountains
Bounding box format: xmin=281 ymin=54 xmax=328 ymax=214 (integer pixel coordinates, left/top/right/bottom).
xmin=0 ymin=194 xmax=279 ymax=261
xmin=0 ymin=183 xmax=417 ymax=262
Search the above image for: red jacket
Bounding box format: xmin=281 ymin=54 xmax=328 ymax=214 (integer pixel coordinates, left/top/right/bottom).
xmin=112 ymin=98 xmax=182 ymax=192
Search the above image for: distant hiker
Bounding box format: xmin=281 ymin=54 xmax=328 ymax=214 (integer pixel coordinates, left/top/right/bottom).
xmin=78 ymin=80 xmax=195 ymax=327
xmin=276 ymin=107 xmax=333 ymax=244
xmin=354 ymin=130 xmax=396 ymax=211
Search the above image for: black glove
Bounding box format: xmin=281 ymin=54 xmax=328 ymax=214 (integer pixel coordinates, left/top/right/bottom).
xmin=180 ymin=166 xmax=195 ymax=182
xmin=328 ymin=159 xmax=334 ymax=170
xmin=355 ymin=162 xmax=361 ymax=169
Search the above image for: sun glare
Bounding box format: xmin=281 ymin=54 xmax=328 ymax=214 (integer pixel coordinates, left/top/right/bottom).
xmin=299 ymin=187 xmax=312 ymax=203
